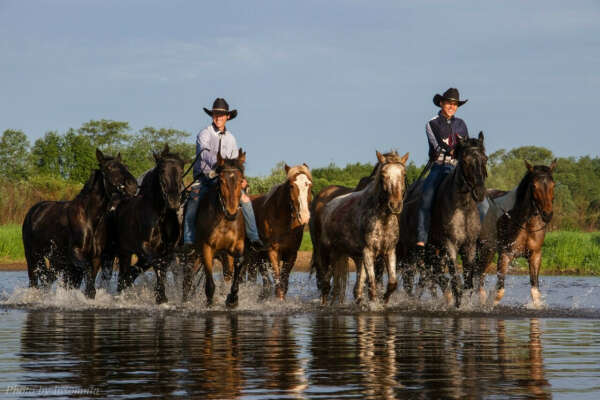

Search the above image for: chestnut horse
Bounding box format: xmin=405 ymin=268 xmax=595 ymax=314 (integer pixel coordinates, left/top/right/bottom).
xmin=182 ymin=149 xmax=246 ymax=306
xmin=476 ymin=160 xmax=556 ymax=307
xmin=240 ymin=164 xmax=313 ymax=302
xmin=108 ymin=144 xmax=184 ymax=304
xmin=311 ymin=151 xmax=409 ymax=304
xmin=397 ymin=133 xmax=487 ymax=307
xmin=22 ymin=150 xmax=137 ymax=298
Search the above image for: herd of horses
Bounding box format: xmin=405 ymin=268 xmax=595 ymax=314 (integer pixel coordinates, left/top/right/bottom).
xmin=21 ymin=134 xmax=557 ymax=308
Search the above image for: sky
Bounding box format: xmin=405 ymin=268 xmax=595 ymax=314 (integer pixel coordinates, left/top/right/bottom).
xmin=1 ymin=0 xmax=599 ymax=176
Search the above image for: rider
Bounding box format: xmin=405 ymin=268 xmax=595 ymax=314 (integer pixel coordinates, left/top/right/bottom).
xmin=416 ymin=88 xmax=469 ymax=255
xmin=181 ymin=98 xmax=265 ymax=252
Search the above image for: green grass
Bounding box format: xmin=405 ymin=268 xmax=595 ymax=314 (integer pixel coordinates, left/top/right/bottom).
xmin=1 ymin=224 xmax=599 ymax=275
xmin=0 ymin=224 xmax=24 ymax=261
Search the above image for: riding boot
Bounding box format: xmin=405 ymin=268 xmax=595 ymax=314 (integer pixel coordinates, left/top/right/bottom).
xmin=240 ymin=200 xmax=265 ymax=250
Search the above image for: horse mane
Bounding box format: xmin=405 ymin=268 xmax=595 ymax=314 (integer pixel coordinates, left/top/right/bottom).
xmin=77 ymin=169 xmax=104 ymax=198
xmin=216 ymin=157 xmax=245 ymax=174
xmin=286 ymin=164 xmax=312 ymax=181
xmin=514 ymin=165 xmax=553 ymax=212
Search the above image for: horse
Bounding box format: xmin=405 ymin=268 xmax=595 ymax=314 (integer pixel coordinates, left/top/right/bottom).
xmin=22 ymin=149 xmax=137 ymax=298
xmin=476 ymin=160 xmax=556 ymax=307
xmin=240 ymin=163 xmax=312 ymax=302
xmin=182 ymin=149 xmax=247 ymax=306
xmin=310 ymin=151 xmax=409 ymax=305
xmin=397 ymin=132 xmax=487 ymax=307
xmin=105 ymin=144 xmax=184 ymax=304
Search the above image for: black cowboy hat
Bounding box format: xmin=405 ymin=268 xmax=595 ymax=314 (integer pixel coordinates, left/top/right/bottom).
xmin=203 ymin=98 xmax=238 ymax=120
xmin=433 ymin=88 xmax=468 ymax=107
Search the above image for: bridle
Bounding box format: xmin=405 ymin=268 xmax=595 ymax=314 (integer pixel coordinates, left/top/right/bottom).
xmin=217 ymin=167 xmax=242 ymax=221
xmin=455 ymin=149 xmax=487 ymax=203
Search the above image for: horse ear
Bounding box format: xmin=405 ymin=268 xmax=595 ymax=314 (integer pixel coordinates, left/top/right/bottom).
xmin=284 ymin=164 xmax=290 ymax=174
xmin=116 ymin=152 xmax=121 ymax=162
xmin=549 ymin=158 xmax=557 ymax=172
xmin=96 ymin=148 xmax=104 ymax=164
xmin=153 ymin=151 xmax=160 ymax=163
xmin=217 ymin=149 xmax=224 ymax=166
xmin=376 ymin=150 xmax=385 ymax=164
xmin=161 ymin=143 xmax=170 ymax=157
xmin=400 ymin=152 xmax=409 ymax=165
xmin=524 ymin=160 xmax=534 ymax=172
xmin=303 ymin=162 xmax=310 ymax=170
xmin=237 ymin=148 xmax=246 ymax=165
xmin=478 ymin=131 xmax=484 ymax=143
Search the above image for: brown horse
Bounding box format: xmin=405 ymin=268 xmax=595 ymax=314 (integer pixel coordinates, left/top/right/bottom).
xmin=311 ymin=151 xmax=409 ymax=304
xmin=182 ymin=149 xmax=246 ymax=306
xmin=240 ymin=164 xmax=313 ymax=302
xmin=476 ymin=160 xmax=556 ymax=307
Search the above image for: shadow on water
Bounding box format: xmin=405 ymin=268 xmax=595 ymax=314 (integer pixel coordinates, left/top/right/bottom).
xmin=8 ymin=310 xmax=569 ymax=399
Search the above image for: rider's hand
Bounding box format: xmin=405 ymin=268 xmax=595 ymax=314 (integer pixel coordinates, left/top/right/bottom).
xmin=208 ymin=170 xmax=217 ymax=179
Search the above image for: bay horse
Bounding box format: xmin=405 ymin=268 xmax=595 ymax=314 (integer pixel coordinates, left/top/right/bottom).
xmin=22 ymin=149 xmax=137 ymax=298
xmin=182 ymin=149 xmax=246 ymax=306
xmin=107 ymin=144 xmax=184 ymax=304
xmin=476 ymin=160 xmax=556 ymax=307
xmin=311 ymin=151 xmax=409 ymax=305
xmin=239 ymin=164 xmax=312 ymax=303
xmin=397 ymin=132 xmax=487 ymax=307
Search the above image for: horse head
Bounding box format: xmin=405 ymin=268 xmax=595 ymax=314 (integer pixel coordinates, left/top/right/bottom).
xmin=375 ymin=150 xmax=409 ymax=214
xmin=525 ymin=159 xmax=556 ymax=223
xmin=96 ymin=149 xmax=138 ymax=203
xmin=153 ymin=144 xmax=185 ymax=210
xmin=455 ymin=132 xmax=488 ymax=202
xmin=216 ymin=148 xmax=246 ymax=221
xmin=285 ymin=163 xmax=313 ymax=228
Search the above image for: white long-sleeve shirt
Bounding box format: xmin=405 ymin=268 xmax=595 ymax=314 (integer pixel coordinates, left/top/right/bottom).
xmin=193 ymin=124 xmax=239 ymax=179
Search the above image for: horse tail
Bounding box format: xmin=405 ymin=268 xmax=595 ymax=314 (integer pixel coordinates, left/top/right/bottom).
xmin=332 ymin=256 xmax=349 ymax=304
xmin=22 ymin=207 xmax=38 ymax=286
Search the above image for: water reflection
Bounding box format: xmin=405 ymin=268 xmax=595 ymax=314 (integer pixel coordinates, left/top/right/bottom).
xmin=16 ymin=311 xmax=554 ymax=398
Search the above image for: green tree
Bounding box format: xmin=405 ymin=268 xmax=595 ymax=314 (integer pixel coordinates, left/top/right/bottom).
xmin=123 ymin=126 xmax=193 ymax=176
xmin=0 ymin=129 xmax=30 ymax=180
xmin=31 ymin=131 xmax=63 ymax=177
xmin=62 ymin=129 xmax=97 ymax=183
xmin=78 ymin=119 xmax=131 ymax=154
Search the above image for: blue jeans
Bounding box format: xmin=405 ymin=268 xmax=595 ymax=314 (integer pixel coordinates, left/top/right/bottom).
xmin=183 ymin=177 xmax=261 ymax=244
xmin=416 ymin=164 xmax=454 ymax=244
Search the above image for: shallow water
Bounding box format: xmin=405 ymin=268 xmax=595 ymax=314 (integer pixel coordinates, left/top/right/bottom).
xmin=1 ymin=271 xmax=600 ymax=399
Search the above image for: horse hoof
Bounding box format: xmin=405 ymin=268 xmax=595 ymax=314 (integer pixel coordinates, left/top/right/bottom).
xmin=226 ymin=294 xmax=238 ymax=309
xmin=494 ymin=288 xmax=505 ymax=306
xmin=156 ymin=295 xmax=168 ymax=305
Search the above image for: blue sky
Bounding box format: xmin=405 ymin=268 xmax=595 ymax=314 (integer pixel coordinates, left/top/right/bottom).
xmin=1 ymin=0 xmax=599 ymax=175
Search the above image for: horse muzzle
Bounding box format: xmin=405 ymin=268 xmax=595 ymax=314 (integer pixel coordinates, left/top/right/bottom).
xmin=541 ymin=211 xmax=553 ymax=223
xmin=387 ymin=201 xmax=403 ymax=215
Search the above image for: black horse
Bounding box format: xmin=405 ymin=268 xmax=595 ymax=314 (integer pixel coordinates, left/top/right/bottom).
xmin=107 ymin=144 xmax=184 ymax=304
xmin=397 ymin=133 xmax=488 ymax=307
xmin=22 ymin=149 xmax=138 ymax=298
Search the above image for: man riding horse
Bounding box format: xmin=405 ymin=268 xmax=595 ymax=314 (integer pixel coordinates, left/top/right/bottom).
xmin=415 ymin=88 xmax=470 ymax=259
xmin=181 ymin=98 xmax=265 ymax=254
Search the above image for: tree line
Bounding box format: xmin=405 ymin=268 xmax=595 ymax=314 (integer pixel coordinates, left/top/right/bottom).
xmin=1 ymin=121 xmax=599 ymax=230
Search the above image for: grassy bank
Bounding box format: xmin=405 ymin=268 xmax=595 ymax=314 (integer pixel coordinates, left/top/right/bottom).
xmin=298 ymin=230 xmax=600 ymax=275
xmin=1 ymin=225 xmax=599 ymax=275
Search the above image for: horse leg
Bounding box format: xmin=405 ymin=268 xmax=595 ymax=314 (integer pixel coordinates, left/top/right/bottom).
xmin=281 ymin=255 xmax=296 ymax=296
xmin=98 ymin=252 xmax=115 ymax=290
xmin=202 ymin=245 xmax=216 ymax=306
xmin=84 ymin=257 xmax=101 ymax=299
xmin=528 ymin=250 xmax=543 ymax=308
xmin=226 ymin=255 xmax=242 ymax=308
xmin=383 ymin=250 xmax=398 ymax=303
xmin=494 ymin=251 xmax=512 ymax=306
xmin=353 ymin=255 xmax=366 ymax=304
xmin=117 ymin=252 xmax=133 ymax=293
xmin=314 ymin=246 xmax=332 ymax=305
xmin=153 ymin=259 xmax=168 ymax=304
xmin=476 ymin=242 xmax=495 ymax=304
xmin=461 ymin=244 xmax=477 ymax=303
xmin=429 ymin=248 xmax=447 ymax=298
xmin=362 ymin=249 xmax=377 ymax=302
xmin=447 ymin=255 xmax=463 ymax=308
xmin=267 ymin=249 xmax=284 ymax=300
